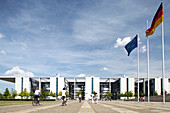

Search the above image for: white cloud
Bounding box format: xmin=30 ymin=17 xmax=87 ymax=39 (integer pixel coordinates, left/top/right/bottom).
xmin=114 ymin=37 xmax=131 ymax=48
xmin=0 ymin=33 xmax=5 ymax=39
xmin=77 ymin=74 xmax=86 ymax=77
xmin=100 ymin=67 xmax=109 ymax=71
xmin=141 ymin=45 xmax=146 ymax=53
xmin=4 ymin=66 xmax=35 ymax=77
xmin=0 ymin=50 xmax=6 ymax=55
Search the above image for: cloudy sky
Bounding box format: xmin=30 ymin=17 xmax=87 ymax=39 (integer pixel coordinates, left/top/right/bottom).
xmin=0 ymin=0 xmax=170 ymax=92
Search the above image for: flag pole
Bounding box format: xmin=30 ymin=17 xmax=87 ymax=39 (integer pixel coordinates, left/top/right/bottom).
xmin=161 ymin=0 xmax=165 ymax=104
xmin=137 ymin=34 xmax=140 ymax=103
xmin=147 ymin=20 xmax=150 ymax=103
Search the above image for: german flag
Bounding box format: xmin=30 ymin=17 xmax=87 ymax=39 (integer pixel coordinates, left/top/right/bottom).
xmin=146 ymin=2 xmax=163 ymax=37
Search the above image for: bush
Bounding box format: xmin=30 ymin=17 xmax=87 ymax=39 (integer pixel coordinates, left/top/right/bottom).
xmin=3 ymin=88 xmax=11 ymax=98
xmin=154 ymin=91 xmax=158 ymax=96
xmin=12 ymin=90 xmax=17 ymax=98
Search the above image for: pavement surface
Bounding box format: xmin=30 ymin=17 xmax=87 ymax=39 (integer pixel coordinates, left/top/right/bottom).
xmin=1 ymin=100 xmax=170 ymax=113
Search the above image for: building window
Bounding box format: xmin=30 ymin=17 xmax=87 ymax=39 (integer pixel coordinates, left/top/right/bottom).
xmin=168 ymin=79 xmax=170 ymax=83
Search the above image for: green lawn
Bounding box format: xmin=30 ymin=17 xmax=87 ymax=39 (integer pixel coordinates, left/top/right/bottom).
xmin=0 ymin=100 xmax=61 ymax=106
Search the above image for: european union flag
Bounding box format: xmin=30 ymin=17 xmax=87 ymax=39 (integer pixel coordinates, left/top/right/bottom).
xmin=125 ymin=35 xmax=138 ymax=56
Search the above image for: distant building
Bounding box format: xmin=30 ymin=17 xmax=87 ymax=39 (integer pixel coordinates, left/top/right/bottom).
xmin=0 ymin=76 xmax=170 ymax=100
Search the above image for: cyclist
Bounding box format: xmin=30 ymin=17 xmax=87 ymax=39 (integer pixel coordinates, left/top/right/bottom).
xmin=34 ymin=87 xmax=41 ymax=104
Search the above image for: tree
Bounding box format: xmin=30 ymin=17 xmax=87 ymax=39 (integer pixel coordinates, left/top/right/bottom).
xmin=50 ymin=91 xmax=56 ymax=97
xmin=92 ymin=91 xmax=97 ymax=96
xmin=58 ymin=91 xmax=62 ymax=96
xmin=139 ymin=91 xmax=145 ymax=97
xmin=23 ymin=88 xmax=29 ymax=98
xmin=0 ymin=93 xmax=3 ymax=99
xmin=41 ymin=88 xmax=46 ymax=97
xmin=104 ymin=92 xmax=112 ymax=101
xmin=154 ymin=91 xmax=158 ymax=96
xmin=19 ymin=92 xmax=24 ymax=98
xmin=3 ymin=88 xmax=11 ymax=98
xmin=58 ymin=91 xmax=69 ymax=97
xmin=30 ymin=91 xmax=34 ymax=97
xmin=76 ymin=91 xmax=82 ymax=97
xmin=66 ymin=91 xmax=70 ymax=98
xmin=12 ymin=90 xmax=17 ymax=98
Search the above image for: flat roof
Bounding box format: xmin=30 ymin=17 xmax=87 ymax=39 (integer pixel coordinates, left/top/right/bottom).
xmin=0 ymin=76 xmax=15 ymax=83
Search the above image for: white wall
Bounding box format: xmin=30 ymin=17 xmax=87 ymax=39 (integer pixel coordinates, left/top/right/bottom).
xmin=120 ymin=78 xmax=127 ymax=94
xmin=128 ymin=78 xmax=134 ymax=94
xmin=58 ymin=77 xmax=64 ymax=93
xmin=50 ymin=77 xmax=56 ymax=93
xmin=85 ymin=77 xmax=92 ymax=100
xmin=23 ymin=77 xmax=30 ymax=93
xmin=155 ymin=78 xmax=161 ymax=95
xmin=93 ymin=77 xmax=100 ymax=99
xmin=15 ymin=77 xmax=21 ymax=93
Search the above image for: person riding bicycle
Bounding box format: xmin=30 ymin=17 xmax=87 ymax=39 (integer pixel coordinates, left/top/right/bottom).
xmin=62 ymin=87 xmax=66 ymax=105
xmin=34 ymin=87 xmax=41 ymax=104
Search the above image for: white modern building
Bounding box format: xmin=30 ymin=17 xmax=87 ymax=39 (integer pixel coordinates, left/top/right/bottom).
xmin=0 ymin=76 xmax=170 ymax=100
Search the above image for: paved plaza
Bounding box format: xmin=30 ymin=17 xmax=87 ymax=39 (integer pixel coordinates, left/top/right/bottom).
xmin=1 ymin=100 xmax=170 ymax=113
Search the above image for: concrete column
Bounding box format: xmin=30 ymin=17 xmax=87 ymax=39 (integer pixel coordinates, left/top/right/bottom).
xmin=50 ymin=77 xmax=56 ymax=93
xmin=127 ymin=78 xmax=134 ymax=94
xmin=23 ymin=77 xmax=30 ymax=93
xmin=58 ymin=77 xmax=64 ymax=93
xmin=85 ymin=77 xmax=92 ymax=100
xmin=15 ymin=77 xmax=22 ymax=94
xmin=39 ymin=77 xmax=41 ymax=91
xmin=74 ymin=77 xmax=76 ymax=99
xmin=143 ymin=78 xmax=145 ymax=94
xmin=109 ymin=78 xmax=111 ymax=92
xmin=93 ymin=77 xmax=100 ymax=99
xmin=120 ymin=78 xmax=127 ymax=94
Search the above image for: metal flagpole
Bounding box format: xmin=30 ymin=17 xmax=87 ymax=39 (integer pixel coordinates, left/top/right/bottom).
xmin=147 ymin=20 xmax=150 ymax=103
xmin=161 ymin=0 xmax=165 ymax=104
xmin=137 ymin=34 xmax=140 ymax=103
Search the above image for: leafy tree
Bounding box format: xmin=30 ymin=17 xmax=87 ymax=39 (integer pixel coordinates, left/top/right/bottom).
xmin=3 ymin=88 xmax=11 ymax=98
xmin=92 ymin=91 xmax=97 ymax=96
xmin=139 ymin=91 xmax=145 ymax=97
xmin=66 ymin=91 xmax=70 ymax=98
xmin=45 ymin=91 xmax=50 ymax=97
xmin=58 ymin=91 xmax=62 ymax=96
xmin=154 ymin=91 xmax=158 ymax=96
xmin=30 ymin=91 xmax=34 ymax=97
xmin=12 ymin=90 xmax=17 ymax=98
xmin=0 ymin=93 xmax=3 ymax=99
xmin=76 ymin=91 xmax=82 ymax=97
xmin=49 ymin=91 xmax=56 ymax=97
xmin=58 ymin=91 xmax=69 ymax=97
xmin=134 ymin=92 xmax=138 ymax=97
xmin=127 ymin=91 xmax=133 ymax=97
xmin=41 ymin=88 xmax=46 ymax=97
xmin=19 ymin=92 xmax=24 ymax=98
xmin=23 ymin=88 xmax=29 ymax=98
xmin=104 ymin=92 xmax=112 ymax=100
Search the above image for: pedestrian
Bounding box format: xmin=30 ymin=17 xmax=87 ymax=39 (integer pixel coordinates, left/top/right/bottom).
xmin=94 ymin=93 xmax=98 ymax=104
xmin=79 ymin=94 xmax=82 ymax=103
xmin=91 ymin=92 xmax=94 ymax=104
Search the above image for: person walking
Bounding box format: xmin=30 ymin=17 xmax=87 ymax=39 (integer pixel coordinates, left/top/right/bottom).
xmin=91 ymin=92 xmax=94 ymax=104
xmin=79 ymin=94 xmax=82 ymax=103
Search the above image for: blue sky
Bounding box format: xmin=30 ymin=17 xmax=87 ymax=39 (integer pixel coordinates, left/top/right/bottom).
xmin=0 ymin=0 xmax=170 ymax=93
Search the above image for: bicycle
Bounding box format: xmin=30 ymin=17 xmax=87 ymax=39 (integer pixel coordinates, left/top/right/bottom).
xmin=32 ymin=96 xmax=43 ymax=106
xmin=61 ymin=96 xmax=67 ymax=106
